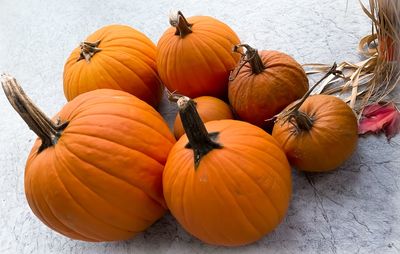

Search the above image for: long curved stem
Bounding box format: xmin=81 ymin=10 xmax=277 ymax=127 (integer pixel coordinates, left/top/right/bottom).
xmin=1 ymin=74 xmax=68 ymax=152
xmin=289 ymin=63 xmax=341 ymax=113
xmin=231 ymin=44 xmax=265 ymax=79
xmin=278 ymin=63 xmax=342 ymax=132
xmin=177 ymin=96 xmax=221 ymax=168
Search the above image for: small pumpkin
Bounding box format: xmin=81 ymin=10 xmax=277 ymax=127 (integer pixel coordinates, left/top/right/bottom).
xmin=163 ymin=96 xmax=292 ymax=246
xmin=173 ymin=96 xmax=233 ymax=139
xmin=272 ymin=66 xmax=358 ymax=172
xmin=156 ymin=11 xmax=241 ymax=99
xmin=2 ymin=75 xmax=175 ymax=241
xmin=228 ymin=44 xmax=308 ymax=128
xmin=64 ymin=25 xmax=163 ymax=107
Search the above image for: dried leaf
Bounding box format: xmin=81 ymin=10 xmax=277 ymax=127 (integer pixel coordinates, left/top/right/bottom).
xmin=304 ymin=0 xmax=400 ymax=118
xmin=358 ymin=34 xmax=378 ymax=57
xmin=358 ymin=102 xmax=400 ymax=140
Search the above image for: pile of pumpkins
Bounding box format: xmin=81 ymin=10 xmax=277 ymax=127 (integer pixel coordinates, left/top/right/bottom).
xmin=2 ymin=11 xmax=358 ymax=247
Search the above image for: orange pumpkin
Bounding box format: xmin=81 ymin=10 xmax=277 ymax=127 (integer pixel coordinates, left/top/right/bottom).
xmin=163 ymin=96 xmax=292 ymax=246
xmin=272 ymin=94 xmax=358 ymax=172
xmin=64 ymin=25 xmax=163 ymax=107
xmin=156 ymin=11 xmax=241 ymax=99
xmin=173 ymin=96 xmax=233 ymax=138
xmin=2 ymin=75 xmax=175 ymax=241
xmin=228 ymin=44 xmax=308 ymax=128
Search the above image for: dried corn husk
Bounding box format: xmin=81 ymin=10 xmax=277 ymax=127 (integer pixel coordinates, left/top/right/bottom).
xmin=305 ymin=0 xmax=400 ymax=119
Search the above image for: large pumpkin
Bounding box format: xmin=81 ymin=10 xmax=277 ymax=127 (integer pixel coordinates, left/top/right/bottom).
xmin=156 ymin=11 xmax=241 ymax=99
xmin=272 ymin=94 xmax=358 ymax=172
xmin=2 ymin=75 xmax=175 ymax=241
xmin=64 ymin=25 xmax=163 ymax=107
xmin=173 ymin=96 xmax=233 ymax=139
xmin=228 ymin=44 xmax=308 ymax=128
xmin=163 ymin=96 xmax=292 ymax=246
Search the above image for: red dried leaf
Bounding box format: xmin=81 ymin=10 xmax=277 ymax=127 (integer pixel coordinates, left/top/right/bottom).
xmin=358 ymin=102 xmax=400 ymax=140
xmin=362 ymin=103 xmax=394 ymax=117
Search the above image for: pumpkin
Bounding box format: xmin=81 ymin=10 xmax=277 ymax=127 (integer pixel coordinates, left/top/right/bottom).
xmin=173 ymin=96 xmax=233 ymax=139
xmin=156 ymin=11 xmax=241 ymax=99
xmin=64 ymin=25 xmax=163 ymax=107
xmin=163 ymin=96 xmax=292 ymax=246
xmin=2 ymin=75 xmax=175 ymax=241
xmin=228 ymin=44 xmax=309 ymax=128
xmin=272 ymin=65 xmax=358 ymax=172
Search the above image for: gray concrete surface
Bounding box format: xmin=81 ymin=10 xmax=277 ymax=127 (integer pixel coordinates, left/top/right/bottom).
xmin=0 ymin=0 xmax=399 ymax=253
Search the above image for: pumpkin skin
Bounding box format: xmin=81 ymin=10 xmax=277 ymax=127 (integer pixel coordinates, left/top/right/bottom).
xmin=272 ymin=95 xmax=358 ymax=172
xmin=156 ymin=12 xmax=241 ymax=99
xmin=64 ymin=25 xmax=163 ymax=107
xmin=163 ymin=98 xmax=291 ymax=246
xmin=24 ymin=89 xmax=175 ymax=241
xmin=228 ymin=49 xmax=308 ymax=128
xmin=173 ymin=96 xmax=233 ymax=138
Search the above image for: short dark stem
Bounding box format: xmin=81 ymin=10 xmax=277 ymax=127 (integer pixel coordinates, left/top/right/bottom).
xmin=233 ymin=44 xmax=266 ymax=75
xmin=177 ymin=96 xmax=221 ymax=168
xmin=77 ymin=40 xmax=101 ymax=63
xmin=170 ymin=11 xmax=192 ymax=37
xmin=292 ymin=111 xmax=314 ymax=131
xmin=1 ymin=74 xmax=69 ymax=152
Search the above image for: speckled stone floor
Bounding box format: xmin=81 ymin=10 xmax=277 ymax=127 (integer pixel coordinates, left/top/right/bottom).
xmin=0 ymin=0 xmax=399 ymax=253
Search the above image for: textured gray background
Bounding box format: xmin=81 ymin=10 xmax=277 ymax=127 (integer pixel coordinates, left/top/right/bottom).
xmin=0 ymin=0 xmax=399 ymax=253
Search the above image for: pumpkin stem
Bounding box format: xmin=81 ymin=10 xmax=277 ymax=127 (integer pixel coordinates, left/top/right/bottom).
xmin=288 ymin=111 xmax=314 ymax=132
xmin=230 ymin=44 xmax=265 ymax=80
xmin=177 ymin=96 xmax=222 ymax=168
xmin=170 ymin=11 xmax=192 ymax=37
xmin=277 ymin=63 xmax=342 ymax=132
xmin=77 ymin=40 xmax=102 ymax=63
xmin=1 ymin=74 xmax=69 ymax=152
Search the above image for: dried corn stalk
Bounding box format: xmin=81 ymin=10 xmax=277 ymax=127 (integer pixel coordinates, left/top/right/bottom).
xmin=305 ymin=0 xmax=400 ymax=119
